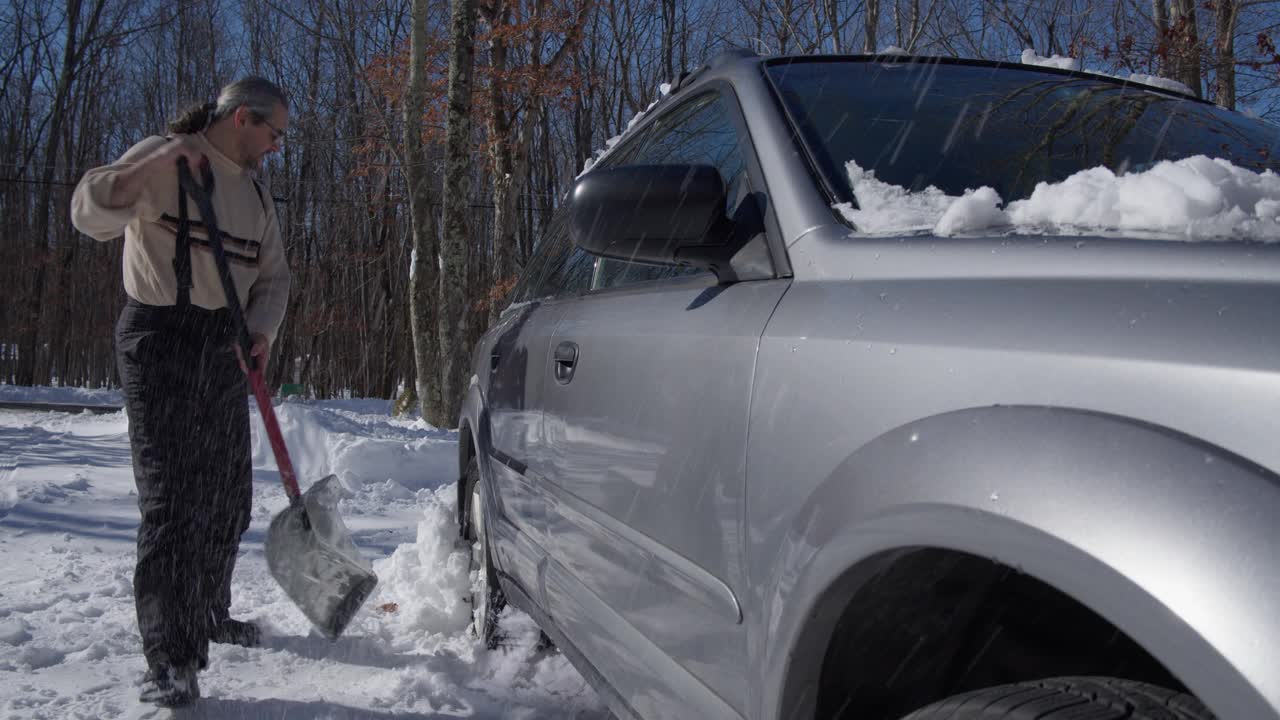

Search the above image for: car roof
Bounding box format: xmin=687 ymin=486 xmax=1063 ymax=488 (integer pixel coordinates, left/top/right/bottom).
xmin=666 ymin=49 xmax=1206 ymax=106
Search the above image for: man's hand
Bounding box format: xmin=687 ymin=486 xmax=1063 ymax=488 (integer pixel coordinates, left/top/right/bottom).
xmin=234 ymin=333 xmax=271 ymax=374
xmin=109 ymin=136 xmax=208 ymax=208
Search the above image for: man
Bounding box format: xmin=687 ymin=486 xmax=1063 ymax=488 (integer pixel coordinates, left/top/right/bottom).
xmin=71 ymin=76 xmax=291 ymax=707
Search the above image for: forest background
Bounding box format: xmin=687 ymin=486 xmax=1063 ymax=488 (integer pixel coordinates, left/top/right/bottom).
xmin=3 ymin=0 xmax=1279 ymax=425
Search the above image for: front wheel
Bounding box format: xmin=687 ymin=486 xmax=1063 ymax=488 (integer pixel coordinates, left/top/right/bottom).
xmin=464 ymin=458 xmax=505 ymax=648
xmin=901 ymin=677 xmax=1214 ymax=720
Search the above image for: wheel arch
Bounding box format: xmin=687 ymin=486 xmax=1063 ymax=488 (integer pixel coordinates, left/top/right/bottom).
xmin=456 ymin=383 xmax=492 ymax=534
xmin=760 ymin=406 xmax=1280 ymax=720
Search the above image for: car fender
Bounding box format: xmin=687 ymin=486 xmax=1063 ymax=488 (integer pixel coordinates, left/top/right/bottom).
xmin=759 ymin=406 xmax=1280 ymax=720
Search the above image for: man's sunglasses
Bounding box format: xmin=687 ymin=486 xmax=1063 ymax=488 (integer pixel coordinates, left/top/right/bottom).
xmin=258 ymin=116 xmax=286 ymax=144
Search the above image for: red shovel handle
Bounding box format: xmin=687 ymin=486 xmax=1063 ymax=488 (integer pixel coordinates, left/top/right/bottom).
xmin=248 ymin=367 xmax=302 ymax=504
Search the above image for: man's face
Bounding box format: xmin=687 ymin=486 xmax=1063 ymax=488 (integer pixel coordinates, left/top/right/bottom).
xmin=236 ymin=103 xmax=288 ymax=170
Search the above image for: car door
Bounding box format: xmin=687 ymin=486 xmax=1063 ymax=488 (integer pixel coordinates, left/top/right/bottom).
xmin=539 ymin=88 xmax=790 ymax=720
xmin=483 ymin=217 xmax=578 ymax=599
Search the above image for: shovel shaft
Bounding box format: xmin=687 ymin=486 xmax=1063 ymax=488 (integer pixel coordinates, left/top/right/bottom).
xmin=249 ymin=367 xmax=302 ymax=503
xmin=177 ymin=158 xmax=301 ymax=505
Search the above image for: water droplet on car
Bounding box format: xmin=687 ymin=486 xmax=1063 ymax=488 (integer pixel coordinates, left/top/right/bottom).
xmin=990 ymin=491 xmax=999 ymax=501
xmin=889 ymin=347 xmax=897 ymax=355
xmin=909 ymin=432 xmax=919 ymax=443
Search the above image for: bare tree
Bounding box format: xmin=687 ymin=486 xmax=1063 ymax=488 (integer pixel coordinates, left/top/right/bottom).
xmin=439 ymin=0 xmax=478 ymax=420
xmin=1169 ymin=0 xmax=1203 ymax=96
xmin=405 ymin=0 xmax=445 ymax=423
xmin=864 ymin=0 xmax=879 ymax=52
xmin=480 ymin=0 xmax=591 ymax=309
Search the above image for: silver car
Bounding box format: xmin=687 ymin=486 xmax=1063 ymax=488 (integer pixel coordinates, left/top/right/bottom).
xmin=455 ymin=51 xmax=1280 ymax=720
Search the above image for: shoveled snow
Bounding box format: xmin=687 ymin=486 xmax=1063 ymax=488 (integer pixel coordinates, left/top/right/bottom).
xmin=835 ymin=156 xmax=1280 ymax=241
xmin=0 ymin=386 xmax=605 ymax=719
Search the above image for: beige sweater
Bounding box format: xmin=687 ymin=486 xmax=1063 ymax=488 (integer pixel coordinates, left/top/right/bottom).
xmin=71 ymin=133 xmax=291 ymax=344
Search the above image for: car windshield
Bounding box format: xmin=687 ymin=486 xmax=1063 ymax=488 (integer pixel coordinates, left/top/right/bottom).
xmin=766 ymin=58 xmax=1280 ymax=205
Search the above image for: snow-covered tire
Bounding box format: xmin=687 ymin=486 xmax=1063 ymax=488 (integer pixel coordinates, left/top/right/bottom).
xmin=464 ymin=458 xmax=505 ymax=649
xmin=900 ymin=676 xmax=1214 ymax=720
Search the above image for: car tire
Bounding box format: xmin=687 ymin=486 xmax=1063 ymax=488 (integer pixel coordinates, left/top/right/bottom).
xmin=464 ymin=458 xmax=506 ymax=649
xmin=900 ymin=676 xmax=1214 ymax=719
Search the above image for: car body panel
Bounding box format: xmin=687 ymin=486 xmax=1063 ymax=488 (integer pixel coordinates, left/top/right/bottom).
xmin=482 ymin=300 xmax=568 ymax=596
xmin=748 ymin=407 xmax=1280 ymax=720
xmin=539 ymin=275 xmax=791 ymax=718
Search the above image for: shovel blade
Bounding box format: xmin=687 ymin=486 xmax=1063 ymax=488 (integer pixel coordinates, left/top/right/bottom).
xmin=265 ymin=475 xmax=377 ymax=640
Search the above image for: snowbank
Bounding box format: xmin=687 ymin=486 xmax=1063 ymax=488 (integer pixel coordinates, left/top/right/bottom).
xmin=249 ymin=400 xmax=457 ymax=495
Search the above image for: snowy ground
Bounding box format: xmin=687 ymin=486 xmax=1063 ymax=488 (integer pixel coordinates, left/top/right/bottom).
xmin=0 ymin=385 xmax=607 ymax=719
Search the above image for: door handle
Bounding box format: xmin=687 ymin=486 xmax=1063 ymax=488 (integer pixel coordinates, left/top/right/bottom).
xmin=554 ymin=341 xmax=578 ymax=384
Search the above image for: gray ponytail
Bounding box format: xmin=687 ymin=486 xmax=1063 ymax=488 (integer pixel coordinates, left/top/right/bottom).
xmin=167 ymin=76 xmax=287 ymax=134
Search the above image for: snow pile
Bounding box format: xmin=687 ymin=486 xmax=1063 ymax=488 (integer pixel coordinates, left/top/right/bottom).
xmin=363 ymin=486 xmax=473 ymax=644
xmin=835 ymin=156 xmax=1280 ymax=241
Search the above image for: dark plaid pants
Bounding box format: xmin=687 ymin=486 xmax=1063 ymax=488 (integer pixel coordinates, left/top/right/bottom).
xmin=115 ymin=299 xmax=252 ymax=671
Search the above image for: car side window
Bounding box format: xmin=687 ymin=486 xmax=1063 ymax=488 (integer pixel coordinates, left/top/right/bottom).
xmin=509 ymin=218 xmax=560 ymax=304
xmin=592 ymin=91 xmax=750 ymax=291
xmin=530 ymin=219 xmax=595 ymax=300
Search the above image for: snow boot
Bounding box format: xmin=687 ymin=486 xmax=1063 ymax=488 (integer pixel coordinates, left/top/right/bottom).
xmin=139 ymin=663 xmax=200 ymax=707
xmin=210 ymin=619 xmax=262 ymax=648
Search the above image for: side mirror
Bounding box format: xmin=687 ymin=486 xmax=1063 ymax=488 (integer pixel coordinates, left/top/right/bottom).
xmin=568 ymin=165 xmax=736 ymax=277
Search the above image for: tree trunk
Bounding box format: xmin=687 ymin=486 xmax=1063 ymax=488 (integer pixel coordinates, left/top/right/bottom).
xmin=439 ymin=0 xmax=477 ymax=423
xmin=1152 ymin=0 xmax=1170 ymax=76
xmin=1214 ymin=0 xmax=1237 ymax=109
xmin=864 ymin=0 xmax=879 ymax=52
xmin=661 ymin=0 xmax=676 ymax=81
xmin=1170 ymin=0 xmax=1202 ymax=97
xmin=405 ymin=0 xmax=445 ymax=425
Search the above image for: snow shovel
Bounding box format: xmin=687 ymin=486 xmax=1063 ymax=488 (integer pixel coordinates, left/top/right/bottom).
xmin=177 ymin=158 xmax=378 ymax=640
